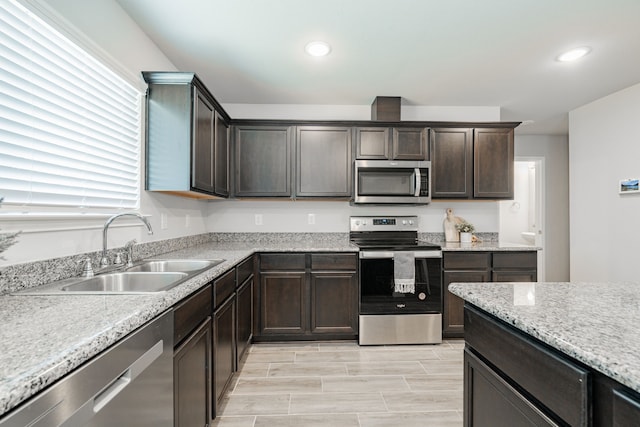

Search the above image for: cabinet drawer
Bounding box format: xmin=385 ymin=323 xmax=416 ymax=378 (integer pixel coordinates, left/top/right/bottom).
xmin=613 ymin=389 xmax=640 ymax=426
xmin=465 ymin=348 xmax=559 ymax=426
xmin=443 ymin=252 xmax=491 ymax=270
xmin=466 ymin=306 xmax=589 ymax=426
xmin=174 ymin=283 xmax=212 ymax=345
xmin=214 ymin=269 xmax=236 ymax=308
xmin=311 ymin=253 xmax=357 ymax=271
xmin=260 ymin=253 xmax=306 ymax=270
xmin=236 ymin=256 xmax=254 ymax=285
xmin=493 ymin=251 xmax=537 ymax=270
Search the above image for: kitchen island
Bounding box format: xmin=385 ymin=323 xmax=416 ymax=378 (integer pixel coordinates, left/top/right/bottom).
xmin=449 ymin=281 xmax=640 ymax=426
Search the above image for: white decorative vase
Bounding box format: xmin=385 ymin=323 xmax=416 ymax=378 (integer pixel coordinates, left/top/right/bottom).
xmin=460 ymin=232 xmax=472 ymax=243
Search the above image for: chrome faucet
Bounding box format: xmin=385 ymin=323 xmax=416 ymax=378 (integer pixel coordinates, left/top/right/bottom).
xmin=100 ymin=212 xmax=153 ymax=268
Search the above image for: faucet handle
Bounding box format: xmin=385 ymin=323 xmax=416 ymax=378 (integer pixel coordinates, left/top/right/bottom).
xmin=78 ymin=258 xmax=94 ymax=277
xmin=125 ymin=239 xmax=137 ymax=267
xmin=114 ymin=252 xmax=124 ymax=265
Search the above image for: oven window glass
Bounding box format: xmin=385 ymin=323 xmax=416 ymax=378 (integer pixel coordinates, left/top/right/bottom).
xmin=358 ymin=169 xmax=415 ymax=196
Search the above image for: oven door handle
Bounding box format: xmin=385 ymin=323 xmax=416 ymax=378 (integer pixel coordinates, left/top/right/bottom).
xmin=359 ymin=251 xmax=442 ymax=259
xmin=414 ymin=168 xmax=421 ymax=196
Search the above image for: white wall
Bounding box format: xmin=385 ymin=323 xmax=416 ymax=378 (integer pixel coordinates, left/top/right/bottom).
xmin=207 ymin=200 xmax=498 ymax=234
xmin=569 ymin=82 xmax=640 ymax=282
xmin=514 ymin=135 xmax=570 ymax=282
xmin=0 ymin=0 xmax=211 ymax=266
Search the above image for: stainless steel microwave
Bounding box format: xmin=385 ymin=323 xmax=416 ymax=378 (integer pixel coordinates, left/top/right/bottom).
xmin=353 ymin=160 xmax=431 ymax=204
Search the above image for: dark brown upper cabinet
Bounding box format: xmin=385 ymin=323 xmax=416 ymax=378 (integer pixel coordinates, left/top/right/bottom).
xmin=142 ymin=71 xmax=230 ymax=199
xmin=234 ymin=125 xmax=292 ymax=197
xmin=473 ymin=128 xmax=514 ymax=199
xmin=296 ymin=126 xmax=352 ymax=198
xmin=355 ymin=127 xmax=428 ymax=160
xmin=431 ymin=127 xmax=514 ymax=200
xmin=430 ymin=128 xmax=473 ymax=198
xmin=214 ymin=113 xmax=230 ymax=197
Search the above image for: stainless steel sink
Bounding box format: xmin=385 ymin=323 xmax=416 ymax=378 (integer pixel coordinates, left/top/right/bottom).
xmin=60 ymin=272 xmax=189 ymax=294
xmin=14 ymin=258 xmax=226 ymax=296
xmin=126 ymin=259 xmax=223 ymax=273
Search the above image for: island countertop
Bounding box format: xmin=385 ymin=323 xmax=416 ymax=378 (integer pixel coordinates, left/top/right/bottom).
xmin=448 ymin=281 xmax=640 ymax=394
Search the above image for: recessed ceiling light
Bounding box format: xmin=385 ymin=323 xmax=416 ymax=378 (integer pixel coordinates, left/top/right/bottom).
xmin=305 ymin=41 xmax=331 ymax=57
xmin=556 ymin=46 xmax=591 ymax=62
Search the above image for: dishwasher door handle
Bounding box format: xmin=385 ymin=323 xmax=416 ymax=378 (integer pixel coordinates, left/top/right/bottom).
xmin=60 ymin=340 xmax=164 ymax=426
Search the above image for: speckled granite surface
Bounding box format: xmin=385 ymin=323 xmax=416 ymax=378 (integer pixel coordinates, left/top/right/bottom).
xmin=0 ymin=231 xmax=536 ymax=417
xmin=0 ymin=237 xmax=357 ymax=417
xmin=448 ymin=281 xmax=640 ymax=393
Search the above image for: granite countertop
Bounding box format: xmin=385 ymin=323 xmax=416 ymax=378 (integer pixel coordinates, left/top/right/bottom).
xmin=0 ymin=236 xmax=536 ymax=417
xmin=438 ymin=241 xmax=540 ymax=251
xmin=0 ymin=239 xmax=357 ymax=417
xmin=448 ymin=281 xmax=640 ymax=393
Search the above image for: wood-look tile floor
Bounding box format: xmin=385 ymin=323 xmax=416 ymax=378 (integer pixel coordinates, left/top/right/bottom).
xmin=212 ymin=340 xmax=464 ymax=427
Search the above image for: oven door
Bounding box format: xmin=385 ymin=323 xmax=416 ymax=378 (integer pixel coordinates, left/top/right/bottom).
xmin=359 ymin=251 xmax=442 ymax=315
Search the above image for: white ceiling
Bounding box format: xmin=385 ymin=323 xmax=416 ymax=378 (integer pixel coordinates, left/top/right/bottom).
xmin=117 ymin=0 xmax=640 ymax=135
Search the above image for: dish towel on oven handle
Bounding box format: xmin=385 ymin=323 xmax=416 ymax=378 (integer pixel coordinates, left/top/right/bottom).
xmin=393 ymin=252 xmax=415 ymax=294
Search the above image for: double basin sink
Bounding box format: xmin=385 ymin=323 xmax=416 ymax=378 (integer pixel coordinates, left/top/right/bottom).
xmin=21 ymin=259 xmax=224 ymax=295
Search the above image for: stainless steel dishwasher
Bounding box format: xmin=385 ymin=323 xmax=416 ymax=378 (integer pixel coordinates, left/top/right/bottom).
xmin=0 ymin=310 xmax=174 ymax=427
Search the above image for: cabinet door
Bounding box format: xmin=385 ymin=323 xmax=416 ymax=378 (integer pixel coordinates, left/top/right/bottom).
xmin=464 ymin=349 xmax=560 ymax=427
xmin=430 ymin=128 xmax=473 ymax=198
xmin=296 ymin=126 xmax=352 ymax=197
xmin=613 ymin=389 xmax=640 ymax=426
xmin=174 ymin=317 xmax=211 ymax=427
xmin=443 ymin=270 xmax=490 ymax=337
xmin=310 ymin=272 xmax=357 ymax=335
xmin=474 ymin=128 xmax=514 ymax=199
xmin=355 ymin=127 xmax=389 ymax=159
xmin=392 ymin=127 xmax=429 ymax=160
xmin=234 ymin=126 xmax=292 ymax=197
xmin=214 ymin=112 xmax=229 ymax=197
xmin=192 ymin=90 xmax=214 ymax=193
xmin=236 ymin=278 xmax=253 ymax=363
xmin=213 ymin=296 xmax=235 ymax=417
xmin=260 ymin=271 xmax=307 ymax=335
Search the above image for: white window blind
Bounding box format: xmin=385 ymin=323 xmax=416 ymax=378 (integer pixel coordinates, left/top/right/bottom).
xmin=0 ymin=0 xmax=141 ymax=209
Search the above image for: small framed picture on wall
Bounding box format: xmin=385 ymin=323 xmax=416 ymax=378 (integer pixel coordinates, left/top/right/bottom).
xmin=619 ymin=178 xmax=640 ymax=194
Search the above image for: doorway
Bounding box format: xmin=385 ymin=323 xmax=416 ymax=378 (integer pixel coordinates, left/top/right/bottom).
xmin=499 ymin=158 xmax=545 ymax=281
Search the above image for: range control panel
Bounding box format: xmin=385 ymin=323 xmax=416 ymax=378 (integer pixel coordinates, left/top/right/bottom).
xmin=350 ymin=216 xmax=419 ymax=232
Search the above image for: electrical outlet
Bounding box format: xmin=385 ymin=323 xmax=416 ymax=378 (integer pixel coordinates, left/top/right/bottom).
xmin=308 ymin=213 xmax=315 ymax=225
xmin=160 ymin=213 xmax=168 ymax=230
xmin=255 ymin=214 xmax=263 ymax=226
xmin=185 ymin=214 xmax=190 ymax=228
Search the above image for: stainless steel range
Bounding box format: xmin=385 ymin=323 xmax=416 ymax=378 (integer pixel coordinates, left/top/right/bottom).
xmin=350 ymin=216 xmax=442 ymax=345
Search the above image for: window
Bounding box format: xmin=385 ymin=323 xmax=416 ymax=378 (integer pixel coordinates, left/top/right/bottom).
xmin=0 ymin=0 xmax=141 ymax=210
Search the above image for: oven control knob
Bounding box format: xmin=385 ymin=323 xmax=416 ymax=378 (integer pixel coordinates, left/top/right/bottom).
xmin=402 ymin=220 xmax=407 ymax=225
xmin=418 ymin=292 xmax=427 ymax=300
xmin=355 ymin=220 xmax=360 ymax=226
xmin=409 ymin=220 xmax=414 ymax=225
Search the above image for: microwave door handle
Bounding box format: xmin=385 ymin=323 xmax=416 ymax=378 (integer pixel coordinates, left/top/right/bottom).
xmin=414 ymin=168 xmax=421 ymax=196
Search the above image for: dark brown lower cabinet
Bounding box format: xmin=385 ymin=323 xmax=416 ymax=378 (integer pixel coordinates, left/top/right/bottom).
xmin=256 ymin=252 xmax=358 ymax=341
xmin=465 ymin=305 xmax=589 ymax=426
xmin=464 ymin=304 xmax=640 ymax=426
xmin=213 ymin=295 xmax=235 ymax=418
xmin=260 ymin=271 xmax=306 ymax=335
xmin=464 ymin=349 xmax=558 ymax=427
xmin=236 ymin=277 xmax=253 ymax=362
xmin=172 ymin=284 xmax=212 ymax=427
xmin=443 ymin=251 xmax=537 ymax=338
xmin=310 ymin=271 xmax=357 ymax=335
xmin=174 ymin=318 xmax=212 ymax=427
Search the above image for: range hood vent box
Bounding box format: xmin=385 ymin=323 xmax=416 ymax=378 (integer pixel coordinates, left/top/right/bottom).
xmin=371 ymin=96 xmax=401 ymax=121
